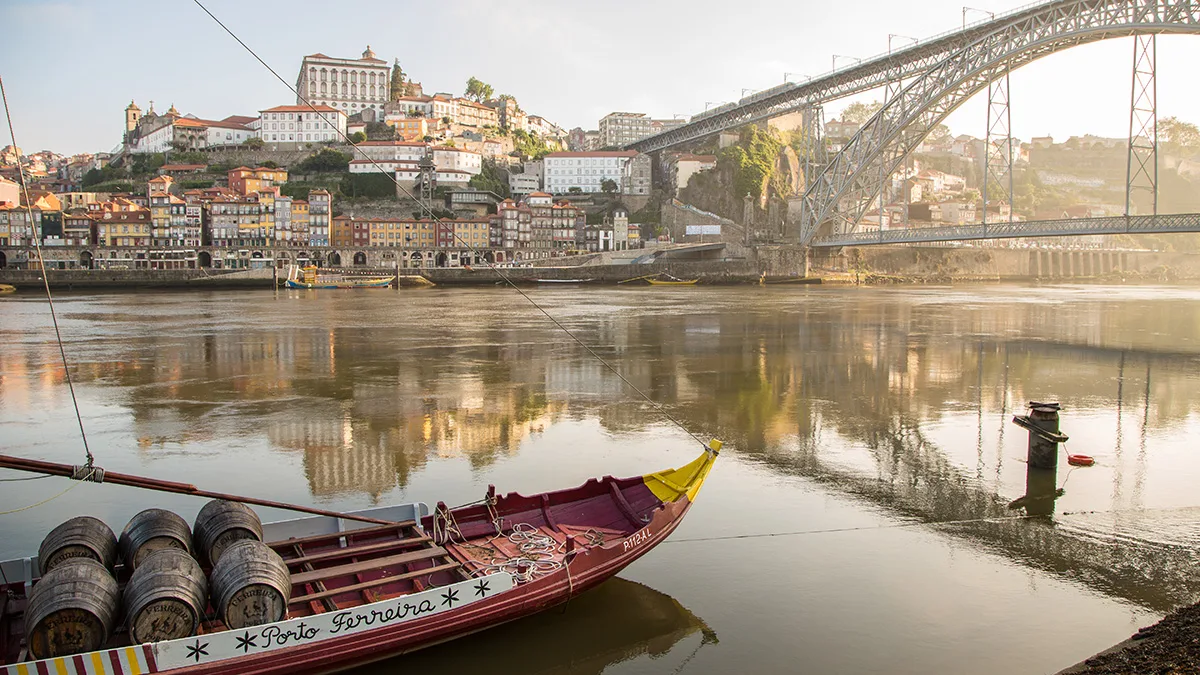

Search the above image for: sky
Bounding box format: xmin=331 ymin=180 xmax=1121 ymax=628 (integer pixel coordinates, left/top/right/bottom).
xmin=4 ymin=0 xmax=1200 ymax=155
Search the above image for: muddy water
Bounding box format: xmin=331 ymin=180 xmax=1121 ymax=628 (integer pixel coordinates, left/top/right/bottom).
xmin=3 ymin=284 xmax=1199 ymax=674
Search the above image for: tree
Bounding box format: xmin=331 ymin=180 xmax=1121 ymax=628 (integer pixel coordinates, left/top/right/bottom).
xmin=600 ymin=178 xmax=618 ymax=193
xmin=348 ymin=131 xmax=367 ymax=144
xmin=364 ymin=121 xmax=396 ymax=141
xmin=468 ymin=159 xmax=511 ymax=198
xmin=259 ymin=160 xmax=279 ymax=169
xmin=464 ymin=76 xmax=494 ymax=103
xmin=840 ymin=101 xmax=884 ymax=125
xmin=568 ymin=187 xmax=582 ymax=194
xmin=295 ymin=148 xmax=351 ymax=173
xmin=242 ymin=137 xmax=265 ymax=149
xmin=1160 ymin=116 xmax=1200 ymax=148
xmin=390 ymin=60 xmax=407 ymax=101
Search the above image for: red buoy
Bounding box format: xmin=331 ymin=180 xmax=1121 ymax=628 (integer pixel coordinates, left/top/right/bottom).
xmin=1067 ymin=454 xmax=1095 ymax=467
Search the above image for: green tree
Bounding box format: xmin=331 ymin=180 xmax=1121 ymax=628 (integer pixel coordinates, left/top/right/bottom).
xmin=364 ymin=121 xmax=396 ymax=141
xmin=1160 ymin=116 xmax=1200 ymax=148
xmin=241 ymin=137 xmax=265 ymax=150
xmin=348 ymin=131 xmax=367 ymax=144
xmin=296 ymin=148 xmax=352 ymax=173
xmin=464 ymin=76 xmax=494 ymax=103
xmin=468 ymin=159 xmax=511 ymax=198
xmin=390 ymin=60 xmax=407 ymax=101
xmin=600 ymin=178 xmax=618 ymax=193
xmin=840 ymin=101 xmax=883 ymax=125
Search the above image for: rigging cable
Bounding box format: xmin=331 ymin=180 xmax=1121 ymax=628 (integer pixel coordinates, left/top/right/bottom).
xmin=189 ymin=0 xmax=711 ymax=452
xmin=0 ymin=76 xmax=94 ymax=467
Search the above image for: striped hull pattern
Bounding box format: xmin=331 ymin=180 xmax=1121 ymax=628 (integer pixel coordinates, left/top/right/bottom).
xmin=5 ymin=644 xmax=156 ymax=675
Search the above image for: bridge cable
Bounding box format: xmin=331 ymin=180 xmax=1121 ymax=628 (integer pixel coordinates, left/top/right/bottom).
xmin=0 ymin=76 xmax=95 ymax=468
xmin=189 ymin=0 xmax=712 ymax=452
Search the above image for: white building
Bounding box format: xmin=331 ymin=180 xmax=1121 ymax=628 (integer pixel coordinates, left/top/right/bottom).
xmin=295 ymin=46 xmax=391 ymax=116
xmin=126 ymin=106 xmax=253 ymax=154
xmin=671 ymin=153 xmax=717 ymax=191
xmin=509 ymin=172 xmax=540 ymax=196
xmin=432 ymin=146 xmax=481 ymax=175
xmin=388 ymin=95 xmax=458 ymax=121
xmin=544 ymin=150 xmax=637 ymax=194
xmin=352 ymin=140 xmax=428 ymax=164
xmin=256 ymin=105 xmax=347 ymax=148
xmin=598 ymin=113 xmax=652 ymax=148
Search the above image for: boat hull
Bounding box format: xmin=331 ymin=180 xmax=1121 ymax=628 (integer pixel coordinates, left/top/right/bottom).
xmin=283 ymin=278 xmax=393 ymax=289
xmin=169 ymin=498 xmax=690 ymax=675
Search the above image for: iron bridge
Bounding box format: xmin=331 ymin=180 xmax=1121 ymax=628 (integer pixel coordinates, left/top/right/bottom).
xmin=809 ymin=213 xmax=1200 ymax=247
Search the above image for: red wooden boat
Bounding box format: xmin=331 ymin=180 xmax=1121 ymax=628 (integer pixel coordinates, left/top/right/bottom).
xmin=0 ymin=441 xmax=719 ymax=674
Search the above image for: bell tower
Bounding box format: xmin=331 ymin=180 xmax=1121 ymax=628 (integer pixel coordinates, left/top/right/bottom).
xmin=125 ymin=100 xmax=141 ymax=133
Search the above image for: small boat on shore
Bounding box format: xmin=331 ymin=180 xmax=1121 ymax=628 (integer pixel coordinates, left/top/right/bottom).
xmin=283 ymin=265 xmax=394 ymax=289
xmin=619 ymin=274 xmax=699 ymax=286
xmin=0 ymin=284 xmax=14 ymax=295
xmin=647 ymin=275 xmax=698 ymax=286
xmin=535 ymin=278 xmax=594 ymax=284
xmin=0 ymin=442 xmax=720 ymax=674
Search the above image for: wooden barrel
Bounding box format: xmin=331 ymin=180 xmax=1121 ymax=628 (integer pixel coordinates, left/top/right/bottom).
xmin=124 ymin=548 xmax=209 ymax=644
xmin=193 ymin=500 xmax=263 ymax=566
xmin=24 ymin=558 xmax=120 ymax=659
xmin=38 ymin=516 xmax=118 ymax=575
xmin=119 ymin=508 xmax=194 ymax=570
xmin=210 ymin=540 xmax=291 ymax=629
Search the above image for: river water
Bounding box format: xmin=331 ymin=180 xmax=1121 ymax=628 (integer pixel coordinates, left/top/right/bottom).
xmin=3 ymin=284 xmax=1199 ymax=674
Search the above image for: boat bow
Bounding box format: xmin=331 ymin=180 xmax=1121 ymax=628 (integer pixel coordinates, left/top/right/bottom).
xmin=642 ymin=439 xmax=721 ymax=505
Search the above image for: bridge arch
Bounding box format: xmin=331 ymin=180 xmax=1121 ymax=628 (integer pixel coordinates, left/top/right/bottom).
xmin=802 ymin=0 xmax=1200 ymax=243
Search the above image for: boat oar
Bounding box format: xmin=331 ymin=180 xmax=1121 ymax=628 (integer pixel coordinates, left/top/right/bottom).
xmin=0 ymin=454 xmax=396 ymax=525
xmin=617 ymin=274 xmax=652 ymax=284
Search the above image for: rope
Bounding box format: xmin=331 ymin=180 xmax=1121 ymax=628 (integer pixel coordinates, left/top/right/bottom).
xmin=664 ymin=503 xmax=1200 ymax=544
xmin=0 ymin=475 xmax=50 ymax=482
xmin=0 ymin=76 xmax=94 ymax=467
xmin=189 ymin=0 xmax=712 ymax=453
xmin=0 ymin=468 xmax=96 ymax=516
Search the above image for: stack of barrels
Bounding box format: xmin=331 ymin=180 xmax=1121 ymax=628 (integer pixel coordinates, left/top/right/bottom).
xmin=24 ymin=500 xmax=292 ymax=659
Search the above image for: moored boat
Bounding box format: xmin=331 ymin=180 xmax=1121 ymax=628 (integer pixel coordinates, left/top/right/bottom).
xmin=0 ymin=284 xmax=15 ymax=295
xmin=646 ymin=275 xmax=698 ymax=286
xmin=284 ymin=265 xmax=394 ymax=289
xmin=0 ymin=442 xmax=720 ymax=674
xmin=535 ymin=278 xmax=594 ymax=284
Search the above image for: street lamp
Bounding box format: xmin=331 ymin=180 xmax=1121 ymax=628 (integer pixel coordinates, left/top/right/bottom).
xmin=832 ymin=54 xmax=862 ymax=70
xmin=783 ymin=72 xmax=809 ymax=83
xmin=888 ymin=34 xmax=918 ymax=53
xmin=704 ymin=101 xmax=728 ymax=111
xmin=963 ymin=6 xmax=995 ymax=28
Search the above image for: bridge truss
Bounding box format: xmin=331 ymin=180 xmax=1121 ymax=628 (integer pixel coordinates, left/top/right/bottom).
xmin=800 ymin=0 xmax=1200 ymax=245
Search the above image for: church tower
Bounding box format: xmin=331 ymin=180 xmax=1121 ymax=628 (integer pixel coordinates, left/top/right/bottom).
xmin=125 ymin=100 xmax=141 ymax=134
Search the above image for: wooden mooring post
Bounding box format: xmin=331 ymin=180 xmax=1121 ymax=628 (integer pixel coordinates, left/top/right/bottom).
xmin=1012 ymin=402 xmax=1069 ymax=470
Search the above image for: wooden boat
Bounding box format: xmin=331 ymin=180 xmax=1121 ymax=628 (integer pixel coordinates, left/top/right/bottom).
xmin=283 ymin=265 xmax=394 ymax=289
xmin=646 ymin=275 xmax=698 ymax=286
xmin=0 ymin=284 xmax=14 ymax=295
xmin=0 ymin=442 xmax=720 ymax=674
xmin=535 ymin=278 xmax=594 ymax=284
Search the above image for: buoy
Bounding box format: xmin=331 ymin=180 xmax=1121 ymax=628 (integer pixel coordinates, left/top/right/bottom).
xmin=1067 ymin=454 xmax=1095 ymax=467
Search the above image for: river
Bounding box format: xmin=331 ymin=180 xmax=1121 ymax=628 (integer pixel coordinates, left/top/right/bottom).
xmin=2 ymin=284 xmax=1199 ymax=674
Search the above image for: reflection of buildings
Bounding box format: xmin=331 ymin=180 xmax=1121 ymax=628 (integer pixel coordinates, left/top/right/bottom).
xmin=8 ymin=290 xmax=1200 ymax=612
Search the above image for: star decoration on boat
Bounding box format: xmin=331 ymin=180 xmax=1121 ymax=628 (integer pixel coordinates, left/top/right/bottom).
xmin=474 ymin=579 xmax=491 ymax=597
xmin=441 ymin=588 xmax=460 ymax=607
xmin=236 ymin=631 xmax=258 ymax=653
xmin=186 ymin=639 xmax=210 ymax=662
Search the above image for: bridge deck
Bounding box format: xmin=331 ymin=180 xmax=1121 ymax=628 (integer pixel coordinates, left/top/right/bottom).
xmin=809 ymin=213 xmax=1200 ymax=247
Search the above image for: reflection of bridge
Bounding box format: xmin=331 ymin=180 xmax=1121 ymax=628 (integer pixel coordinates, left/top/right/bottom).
xmin=628 ymin=0 xmax=1200 ymax=247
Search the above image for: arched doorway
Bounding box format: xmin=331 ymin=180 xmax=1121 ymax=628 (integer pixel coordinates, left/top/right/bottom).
xmin=409 ymin=251 xmax=423 ymax=268
xmin=328 ymin=251 xmax=342 ymax=267
xmin=79 ymin=250 xmax=94 ymax=269
xmin=353 ymin=251 xmax=367 ymax=266
xmin=198 ymin=251 xmax=212 ymax=268
xmin=0 ymin=251 xmax=6 ymax=268
xmin=484 ymin=251 xmax=495 ymax=264
xmin=435 ymin=252 xmax=448 ymax=267
xmin=276 ymin=252 xmax=290 ymax=269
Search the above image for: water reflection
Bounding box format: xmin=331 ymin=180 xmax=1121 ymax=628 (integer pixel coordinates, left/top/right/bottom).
xmin=360 ymin=577 xmax=713 ymax=674
xmin=3 ymin=286 xmax=1200 ymax=613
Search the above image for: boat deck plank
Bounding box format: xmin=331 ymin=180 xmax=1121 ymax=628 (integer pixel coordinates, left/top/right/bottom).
xmin=290 ymin=546 xmax=449 ymax=586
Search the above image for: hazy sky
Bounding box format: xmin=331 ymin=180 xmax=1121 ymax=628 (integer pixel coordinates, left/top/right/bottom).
xmin=4 ymin=0 xmax=1200 ymax=155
